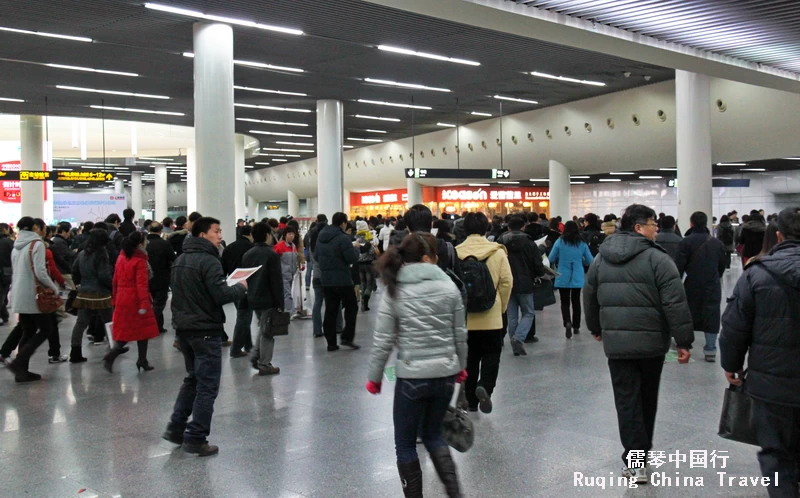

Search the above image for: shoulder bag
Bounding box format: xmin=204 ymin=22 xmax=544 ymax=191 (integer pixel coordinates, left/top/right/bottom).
xmin=718 ymin=370 xmax=758 ymax=446
xmin=443 ymin=385 xmax=475 ymax=453
xmin=262 ymin=308 xmax=291 ymax=337
xmin=29 ymin=241 xmax=63 ymax=314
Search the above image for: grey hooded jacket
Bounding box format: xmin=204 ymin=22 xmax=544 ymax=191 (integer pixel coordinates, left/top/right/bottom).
xmin=11 ymin=230 xmax=59 ymax=314
xmin=584 ymin=231 xmax=694 ymax=359
xmin=367 ymin=263 xmax=467 ymax=383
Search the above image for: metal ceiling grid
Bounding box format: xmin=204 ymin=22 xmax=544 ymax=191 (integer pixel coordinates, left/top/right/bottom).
xmin=514 ymin=0 xmax=800 ymax=72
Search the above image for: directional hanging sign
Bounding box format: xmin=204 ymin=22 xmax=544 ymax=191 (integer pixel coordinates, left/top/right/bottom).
xmin=404 ymin=168 xmax=511 ymax=180
xmin=2 ymin=170 xmax=115 ymax=182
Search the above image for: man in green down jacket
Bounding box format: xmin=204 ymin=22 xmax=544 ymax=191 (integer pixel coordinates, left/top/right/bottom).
xmin=584 ymin=204 xmax=694 ymax=485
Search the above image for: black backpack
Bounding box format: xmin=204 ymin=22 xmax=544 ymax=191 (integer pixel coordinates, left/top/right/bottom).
xmin=585 ymin=231 xmax=605 ymax=257
xmin=460 ymin=256 xmax=496 ymax=313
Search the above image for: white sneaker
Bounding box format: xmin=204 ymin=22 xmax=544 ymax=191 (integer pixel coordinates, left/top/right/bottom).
xmin=48 ymin=355 xmax=69 ymax=364
xmin=622 ymin=466 xmax=648 ymax=484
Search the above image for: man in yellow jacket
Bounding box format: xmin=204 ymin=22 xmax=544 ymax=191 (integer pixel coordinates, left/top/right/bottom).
xmin=455 ymin=212 xmax=513 ymax=413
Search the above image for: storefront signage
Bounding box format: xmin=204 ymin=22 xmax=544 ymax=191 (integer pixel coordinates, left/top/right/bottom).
xmin=405 ymin=168 xmax=511 ymax=180
xmin=437 ymin=187 xmax=549 ymax=202
xmin=351 ymin=189 xmax=408 ymax=206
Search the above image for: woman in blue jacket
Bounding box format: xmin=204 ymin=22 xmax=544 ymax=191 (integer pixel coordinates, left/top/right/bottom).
xmin=549 ymin=221 xmax=594 ymax=339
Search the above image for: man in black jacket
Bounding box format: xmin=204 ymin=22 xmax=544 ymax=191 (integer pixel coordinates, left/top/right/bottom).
xmin=675 ymin=212 xmax=726 ymax=363
xmin=145 ymin=222 xmax=175 ymax=335
xmin=169 ymin=216 xmax=189 ymax=256
xmin=221 ymin=226 xmax=254 ymax=358
xmin=404 ymin=204 xmax=460 ymax=274
xmin=0 ymin=223 xmax=13 ymax=324
xmin=241 ymin=222 xmax=283 ymax=375
xmin=119 ymin=208 xmax=137 ymax=236
xmin=500 ymin=215 xmax=544 ymax=356
xmin=162 ymin=217 xmax=247 ymax=457
xmin=50 ymin=222 xmax=74 ymax=287
xmin=315 ymin=212 xmax=360 ymax=351
xmin=584 ymin=204 xmax=693 ymax=484
xmin=720 ymin=207 xmax=800 ymax=497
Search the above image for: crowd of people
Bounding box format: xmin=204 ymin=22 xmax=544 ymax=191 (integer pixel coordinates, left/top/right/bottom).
xmin=1 ymin=202 xmax=798 ymax=497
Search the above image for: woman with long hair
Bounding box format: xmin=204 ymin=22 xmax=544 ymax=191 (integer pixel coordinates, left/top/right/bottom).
xmin=745 ymin=222 xmax=780 ymax=268
xmin=104 ymin=231 xmax=160 ymax=372
xmin=366 ymin=232 xmax=467 ymax=497
xmin=549 ymin=221 xmax=594 ymax=338
xmin=70 ymin=228 xmax=114 ymax=361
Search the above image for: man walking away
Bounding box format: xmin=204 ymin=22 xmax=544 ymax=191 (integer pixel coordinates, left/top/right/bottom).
xmin=162 ymin=217 xmax=247 ymax=456
xmin=119 ymin=208 xmax=137 ymax=236
xmin=584 ymin=204 xmax=694 ymax=484
xmin=500 ymin=215 xmax=544 ymax=356
xmin=145 ymin=222 xmax=175 ymax=335
xmin=241 ymin=222 xmax=284 ymax=375
xmin=675 ymin=212 xmax=726 ymax=362
xmin=50 ymin=222 xmax=74 ymax=290
xmin=315 ymin=212 xmax=360 ymax=351
xmin=655 ymin=216 xmax=682 ymax=262
xmin=720 ymin=207 xmax=800 ymax=498
xmin=0 ymin=223 xmax=14 ymax=324
xmin=221 ymin=225 xmax=254 ymax=357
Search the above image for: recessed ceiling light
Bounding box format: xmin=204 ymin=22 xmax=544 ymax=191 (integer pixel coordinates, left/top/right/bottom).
xmin=357 ymin=99 xmax=431 ymax=110
xmin=138 ymin=157 xmax=173 ymax=161
xmin=0 ymin=97 xmax=24 ymax=102
xmin=145 ymin=3 xmax=303 ymax=35
xmin=570 ymin=176 xmax=590 ymax=179
xmin=355 ymin=115 xmax=400 ymax=122
xmin=183 ymin=53 xmax=303 ymax=72
xmin=275 ymin=141 xmax=314 ymax=146
xmin=255 ymin=162 xmax=270 ymax=165
xmin=471 ymin=111 xmax=492 ymax=117
xmin=783 ymin=157 xmax=800 ymax=160
xmin=599 ymin=178 xmax=622 ymax=182
xmin=57 ymin=85 xmax=169 ymax=99
xmin=234 ymin=85 xmax=306 ymax=97
xmin=46 ymin=63 xmax=138 ymax=77
xmin=437 ymin=123 xmax=456 ymax=128
xmin=570 ymin=181 xmax=585 ymax=185
xmin=741 ymin=168 xmax=766 ymax=172
xmin=237 ymin=118 xmax=308 ymax=127
xmin=639 ymin=176 xmax=663 ymax=179
xmin=363 ymin=78 xmax=450 ymax=93
xmin=347 ymin=137 xmax=383 ymax=142
xmin=248 ymin=130 xmax=312 ymax=138
xmin=364 ymin=129 xmax=387 ymax=134
xmin=529 ymin=178 xmax=549 ymax=182
xmin=493 ymin=95 xmax=539 ymax=105
xmin=234 ymin=103 xmax=311 ymax=113
xmin=469 ymin=184 xmax=490 ymax=187
xmin=609 ymin=172 xmax=635 ymax=175
xmin=530 ymin=71 xmax=605 ymax=87
xmin=89 ymin=105 xmax=184 ymax=116
xmin=0 ymin=26 xmax=92 ymax=42
xmin=659 ymin=168 xmax=678 ymax=171
xmin=377 ymin=45 xmax=479 ymax=66
xmin=245 ymin=166 xmax=254 ymax=169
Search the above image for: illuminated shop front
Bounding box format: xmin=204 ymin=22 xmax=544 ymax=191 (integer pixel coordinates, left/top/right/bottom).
xmin=349 ymin=189 xmax=411 ymax=218
xmin=432 ymin=187 xmax=550 ymax=218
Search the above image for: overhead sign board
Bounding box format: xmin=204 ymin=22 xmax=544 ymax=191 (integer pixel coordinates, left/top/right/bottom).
xmin=437 ymin=187 xmax=549 ymax=202
xmin=0 ymin=170 xmax=114 ymax=182
xmin=404 ymin=168 xmax=511 ymax=180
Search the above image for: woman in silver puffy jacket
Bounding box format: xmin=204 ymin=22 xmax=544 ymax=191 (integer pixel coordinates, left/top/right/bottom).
xmin=366 ymin=232 xmax=467 ymax=498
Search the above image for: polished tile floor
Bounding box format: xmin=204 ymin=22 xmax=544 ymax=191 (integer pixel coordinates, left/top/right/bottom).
xmin=0 ymin=257 xmax=768 ymax=497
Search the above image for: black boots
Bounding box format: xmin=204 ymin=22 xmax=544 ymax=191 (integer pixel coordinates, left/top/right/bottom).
xmin=429 ymin=446 xmax=463 ymax=498
xmin=361 ymin=294 xmax=371 ymax=312
xmin=397 ymin=460 xmax=423 ymax=498
xmin=102 ymin=346 xmax=129 ymax=373
xmin=69 ymin=346 xmax=87 ymax=363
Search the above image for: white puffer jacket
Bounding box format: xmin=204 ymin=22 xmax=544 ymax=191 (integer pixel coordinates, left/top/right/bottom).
xmin=367 ymin=262 xmax=467 ymax=382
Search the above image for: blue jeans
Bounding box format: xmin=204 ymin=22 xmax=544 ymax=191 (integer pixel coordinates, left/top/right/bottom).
xmin=304 ymin=256 xmax=313 ymax=288
xmin=704 ymin=332 xmax=717 ymax=354
xmin=232 ymin=301 xmax=253 ymax=354
xmin=312 ymin=279 xmax=342 ymax=337
xmin=168 ymin=335 xmax=222 ymax=445
xmin=393 ymin=377 xmax=455 ymax=464
xmin=507 ymin=293 xmax=535 ymax=343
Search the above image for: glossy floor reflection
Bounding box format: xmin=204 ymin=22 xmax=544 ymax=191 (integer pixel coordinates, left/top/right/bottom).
xmin=0 ymin=257 xmax=766 ymax=497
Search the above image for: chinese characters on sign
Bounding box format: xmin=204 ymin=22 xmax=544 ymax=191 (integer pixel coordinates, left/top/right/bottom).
xmin=437 ymin=187 xmax=550 ymax=202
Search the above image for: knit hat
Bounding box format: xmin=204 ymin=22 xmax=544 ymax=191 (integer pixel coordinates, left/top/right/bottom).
xmin=356 ymin=220 xmax=369 ymax=232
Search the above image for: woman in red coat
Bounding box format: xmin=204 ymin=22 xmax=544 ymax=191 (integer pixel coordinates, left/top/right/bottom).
xmin=104 ymin=231 xmax=160 ymax=372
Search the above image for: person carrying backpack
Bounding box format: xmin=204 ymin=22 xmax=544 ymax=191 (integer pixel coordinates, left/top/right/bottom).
xmin=455 ymin=212 xmax=513 ymax=414
xmin=716 ymin=214 xmax=735 ymax=269
xmin=581 ymin=213 xmax=606 ymax=258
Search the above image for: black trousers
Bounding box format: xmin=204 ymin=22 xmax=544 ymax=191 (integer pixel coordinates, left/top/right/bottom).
xmin=323 ymin=286 xmax=358 ymax=346
xmin=11 ymin=313 xmax=55 ymax=371
xmin=0 ymin=277 xmax=10 ymax=321
xmin=752 ymin=398 xmax=800 ymax=498
xmin=558 ymin=288 xmax=582 ymax=328
xmin=608 ymin=356 xmax=665 ymax=464
xmin=152 ymin=288 xmax=169 ymax=333
xmin=464 ymin=329 xmax=505 ymax=407
xmin=2 ymin=314 xmax=61 ymax=358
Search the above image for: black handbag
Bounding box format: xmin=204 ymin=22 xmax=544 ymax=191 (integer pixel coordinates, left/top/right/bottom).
xmin=718 ymin=371 xmax=758 ymax=446
xmin=442 ymin=385 xmax=475 ymax=453
xmin=65 ymin=289 xmax=79 ymax=316
xmin=263 ymin=308 xmax=290 ymax=337
xmin=532 ymin=275 xmax=556 ymax=311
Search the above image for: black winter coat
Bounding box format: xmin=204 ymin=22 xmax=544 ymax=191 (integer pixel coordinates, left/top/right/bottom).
xmin=241 ymin=242 xmax=284 ymax=311
xmin=221 ymin=236 xmax=253 ymax=276
xmin=655 ymin=232 xmax=683 ymax=262
xmin=584 ymin=232 xmax=694 ymax=359
xmin=0 ymin=233 xmax=12 ymax=281
xmin=145 ymin=233 xmax=175 ymax=292
xmin=169 ymin=229 xmax=189 ymax=256
xmin=119 ymin=220 xmax=137 ymax=237
xmin=720 ymin=239 xmax=800 ymax=407
xmin=524 ymin=222 xmax=544 ymax=242
xmin=675 ymin=229 xmax=726 ymax=334
xmin=170 ymin=237 xmax=246 ymax=335
xmin=499 ymin=230 xmax=545 ymax=294
xmin=737 ymin=220 xmax=766 ymax=259
xmin=50 ymin=235 xmax=74 ymax=275
xmin=315 ymin=225 xmax=359 ymax=287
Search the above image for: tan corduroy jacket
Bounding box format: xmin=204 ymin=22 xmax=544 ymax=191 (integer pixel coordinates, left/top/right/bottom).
xmin=455 ymin=234 xmax=513 ymax=331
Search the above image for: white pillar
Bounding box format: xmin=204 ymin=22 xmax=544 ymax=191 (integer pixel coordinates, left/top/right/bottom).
xmin=247 ymin=195 xmax=257 ymax=220
xmin=343 ymin=189 xmax=351 ymax=215
xmin=676 ymin=70 xmax=712 ymax=226
xmin=114 ymin=178 xmax=125 ymax=194
xmin=316 ymin=100 xmax=343 ymax=216
xmin=287 ymin=190 xmax=300 ymax=218
xmin=548 ymin=159 xmax=571 ymax=221
xmin=193 ymin=22 xmax=235 ymax=225
xmin=186 ymin=148 xmax=196 ymax=213
xmin=20 ymin=115 xmax=44 ymax=219
xmin=155 ymin=163 xmax=168 ymax=221
xmin=234 ymin=134 xmax=246 ymax=221
xmin=406 ymin=179 xmax=423 ymax=207
xmin=131 ymin=171 xmax=143 ymax=222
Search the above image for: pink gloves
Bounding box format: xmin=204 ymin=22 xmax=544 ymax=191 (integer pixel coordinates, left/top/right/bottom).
xmin=456 ymin=370 xmax=468 ymax=384
xmin=365 ymin=381 xmax=382 ymax=395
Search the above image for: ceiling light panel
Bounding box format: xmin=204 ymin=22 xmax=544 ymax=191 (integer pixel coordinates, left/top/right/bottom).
xmin=0 ymin=26 xmax=92 ymax=42
xmin=609 ymin=172 xmax=635 ymax=175
xmin=364 ymin=129 xmax=386 ymax=134
xmin=275 ymin=141 xmax=313 ymax=146
xmin=0 ymin=97 xmax=24 ymax=102
xmin=377 ymin=45 xmax=480 ymax=66
xmin=364 ymin=78 xmax=450 ymax=93
xmin=261 ymin=148 xmax=312 ymax=153
xmin=493 ymin=95 xmax=539 ymax=105
xmin=347 ymin=137 xmax=383 ymax=142
xmin=355 ymin=115 xmax=400 ymax=122
xmin=234 ymin=85 xmax=306 ymax=97
xmin=89 ymin=105 xmax=184 ymax=116
xmin=47 ymin=63 xmax=138 ymax=77
xmin=437 ymin=123 xmax=456 ymax=128
xmin=248 ymin=130 xmax=312 ymax=138
xmin=183 ymin=53 xmax=303 ymax=72
xmin=716 ymin=162 xmax=747 ymax=166
xmin=639 ymin=176 xmax=663 ymax=179
xmin=358 ymin=99 xmax=431 ymax=110
xmin=599 ymin=179 xmax=622 ymax=182
xmin=531 ymin=71 xmax=605 ymax=87
xmin=235 ymin=103 xmax=312 ymax=113
xmin=57 ymin=85 xmax=169 ymax=99
xmin=529 ymin=178 xmax=550 ymax=182
xmin=471 ymin=111 xmax=492 ymax=117
xmin=145 ymin=3 xmax=303 ymax=35
xmin=237 ymin=118 xmax=308 ymax=127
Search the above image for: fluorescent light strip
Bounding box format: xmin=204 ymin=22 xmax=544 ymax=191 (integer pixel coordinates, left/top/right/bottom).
xmin=716 ymin=162 xmax=747 ymax=166
xmin=0 ymin=26 xmax=92 ymax=43
xmin=639 ymin=176 xmax=663 ymax=179
xmin=493 ymin=95 xmax=539 ymax=105
xmin=570 ymin=176 xmax=590 ymax=179
xmin=783 ymin=157 xmax=800 ymax=160
xmin=354 ymin=115 xmax=400 ymax=122
xmin=497 ymin=181 xmax=519 ymax=184
xmin=437 ymin=123 xmax=456 ymax=128
xmin=599 ymin=179 xmax=621 ymax=182
xmin=183 ymin=53 xmax=303 ymax=73
xmin=377 ymin=45 xmax=479 ymax=66
xmin=234 ymin=85 xmax=306 ymax=97
xmin=741 ymin=168 xmax=766 ymax=172
xmin=261 ymin=148 xmax=313 ymax=153
xmin=358 ymin=99 xmax=431 ymax=110
xmin=90 ymin=105 xmax=184 ymax=116
xmin=255 ymin=162 xmax=271 ymax=165
xmin=275 ymin=141 xmax=313 ymax=146
xmin=531 ymin=71 xmax=605 ymax=87
xmin=138 ymin=157 xmax=173 ymax=161
xmin=234 ymin=103 xmax=311 ymax=113
xmin=145 ymin=3 xmax=303 ymax=35
xmin=245 ymin=166 xmax=254 ymax=169
xmin=364 ymin=78 xmax=449 ymax=93
xmin=237 ymin=118 xmax=308 ymax=128
xmin=471 ymin=111 xmax=492 ymax=117
xmin=272 ymin=159 xmax=288 ymax=162
xmin=58 ymin=85 xmax=169 ymax=99
xmin=570 ymin=181 xmax=585 ymax=185
xmin=260 ymin=153 xmax=301 ymax=158
xmin=609 ymin=172 xmax=635 ymax=175
xmin=343 ymin=145 xmax=354 ymax=149
xmin=0 ymin=97 xmax=24 ymax=102
xmin=529 ymin=178 xmax=549 ymax=182
xmin=365 ymin=129 xmax=386 ymax=134
xmin=659 ymin=168 xmax=678 ymax=171
xmin=47 ymin=63 xmax=137 ymax=77
xmin=248 ymin=130 xmax=312 ymax=138
xmin=469 ymin=184 xmax=490 ymax=187
xmin=347 ymin=137 xmax=383 ymax=143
